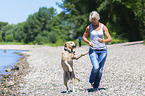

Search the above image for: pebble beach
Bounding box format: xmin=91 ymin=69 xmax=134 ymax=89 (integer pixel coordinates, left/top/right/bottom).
xmin=0 ymin=42 xmax=145 ymax=95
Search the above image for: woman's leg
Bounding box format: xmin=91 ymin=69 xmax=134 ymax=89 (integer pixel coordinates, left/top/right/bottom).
xmin=89 ymin=49 xmax=99 ymax=84
xmin=93 ymin=52 xmax=107 ymax=88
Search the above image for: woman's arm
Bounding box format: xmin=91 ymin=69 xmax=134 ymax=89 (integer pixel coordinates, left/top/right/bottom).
xmin=82 ymin=25 xmax=94 ymax=47
xmin=98 ymin=25 xmax=112 ymax=43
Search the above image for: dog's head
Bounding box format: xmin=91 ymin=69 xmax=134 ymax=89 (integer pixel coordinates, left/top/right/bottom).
xmin=64 ymin=41 xmax=77 ymax=49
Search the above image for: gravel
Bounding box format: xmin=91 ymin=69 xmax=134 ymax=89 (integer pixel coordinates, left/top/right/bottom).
xmin=1 ymin=43 xmax=145 ymax=95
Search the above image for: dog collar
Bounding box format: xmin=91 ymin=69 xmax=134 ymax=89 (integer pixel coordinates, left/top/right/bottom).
xmin=64 ymin=48 xmax=75 ymax=54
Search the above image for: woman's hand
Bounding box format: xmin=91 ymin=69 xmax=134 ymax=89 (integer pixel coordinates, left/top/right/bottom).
xmin=98 ymin=39 xmax=104 ymax=43
xmin=89 ymin=42 xmax=94 ymax=47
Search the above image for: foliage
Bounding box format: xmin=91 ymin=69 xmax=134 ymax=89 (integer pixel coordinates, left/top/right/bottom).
xmin=22 ymin=7 xmax=70 ymax=44
xmin=1 ymin=24 xmax=15 ymax=41
xmin=5 ymin=35 xmax=14 ymax=42
xmin=59 ymin=0 xmax=144 ymax=41
xmin=0 ymin=22 xmax=8 ymax=33
xmin=0 ymin=42 xmax=24 ymax=45
xmin=99 ymin=0 xmax=144 ymax=41
xmin=0 ymin=1 xmax=144 ymax=46
xmin=48 ymin=39 xmax=66 ymax=46
xmin=35 ymin=30 xmax=50 ymax=44
xmin=0 ymin=35 xmax=3 ymax=42
xmin=22 ymin=7 xmax=57 ymax=43
xmin=13 ymin=22 xmax=25 ymax=42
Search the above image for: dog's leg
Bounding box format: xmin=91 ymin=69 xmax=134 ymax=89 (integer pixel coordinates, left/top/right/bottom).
xmin=73 ymin=72 xmax=80 ymax=81
xmin=72 ymin=51 xmax=89 ymax=60
xmin=64 ymin=72 xmax=69 ymax=92
xmin=71 ymin=72 xmax=76 ymax=92
xmin=72 ymin=77 xmax=75 ymax=92
xmin=75 ymin=76 xmax=81 ymax=81
xmin=65 ymin=61 xmax=72 ymax=72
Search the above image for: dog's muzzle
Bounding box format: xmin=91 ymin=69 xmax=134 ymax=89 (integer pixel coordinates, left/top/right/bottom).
xmin=72 ymin=43 xmax=77 ymax=48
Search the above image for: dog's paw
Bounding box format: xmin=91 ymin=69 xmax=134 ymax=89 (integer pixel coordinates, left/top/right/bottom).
xmin=81 ymin=53 xmax=88 ymax=56
xmin=69 ymin=67 xmax=72 ymax=72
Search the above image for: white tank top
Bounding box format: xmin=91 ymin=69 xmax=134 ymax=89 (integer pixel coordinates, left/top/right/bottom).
xmin=90 ymin=23 xmax=106 ymax=50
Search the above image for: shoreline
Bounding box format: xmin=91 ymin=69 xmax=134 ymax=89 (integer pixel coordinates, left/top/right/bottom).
xmin=0 ymin=51 xmax=29 ymax=95
xmin=0 ymin=49 xmax=27 ymax=76
xmin=0 ymin=45 xmax=40 ymax=95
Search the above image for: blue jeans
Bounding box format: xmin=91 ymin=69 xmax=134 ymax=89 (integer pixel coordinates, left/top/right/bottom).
xmin=89 ymin=48 xmax=107 ymax=88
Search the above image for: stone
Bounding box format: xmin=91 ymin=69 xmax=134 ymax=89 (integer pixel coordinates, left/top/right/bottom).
xmin=5 ymin=68 xmax=11 ymax=72
xmin=6 ymin=80 xmax=15 ymax=87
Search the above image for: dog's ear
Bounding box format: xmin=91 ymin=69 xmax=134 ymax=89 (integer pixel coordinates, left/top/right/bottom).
xmin=64 ymin=42 xmax=70 ymax=48
xmin=64 ymin=43 xmax=67 ymax=47
xmin=65 ymin=43 xmax=69 ymax=49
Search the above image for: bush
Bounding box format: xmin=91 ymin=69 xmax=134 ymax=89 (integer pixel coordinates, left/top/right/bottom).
xmin=35 ymin=31 xmax=58 ymax=45
xmin=48 ymin=32 xmax=58 ymax=44
xmin=5 ymin=35 xmax=14 ymax=42
xmin=55 ymin=39 xmax=66 ymax=46
xmin=0 ymin=35 xmax=3 ymax=42
xmin=35 ymin=34 xmax=49 ymax=45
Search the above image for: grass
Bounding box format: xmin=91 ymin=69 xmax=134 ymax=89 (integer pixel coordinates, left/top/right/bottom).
xmin=46 ymin=37 xmax=127 ymax=47
xmin=0 ymin=42 xmax=25 ymax=45
xmin=111 ymin=37 xmax=127 ymax=44
xmin=0 ymin=37 xmax=128 ymax=46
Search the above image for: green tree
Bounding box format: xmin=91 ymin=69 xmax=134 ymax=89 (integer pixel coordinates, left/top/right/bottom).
xmin=57 ymin=0 xmax=102 ymax=38
xmin=48 ymin=31 xmax=58 ymax=43
xmin=58 ymin=0 xmax=144 ymax=41
xmin=1 ymin=24 xmax=14 ymax=41
xmin=0 ymin=22 xmax=8 ymax=34
xmin=35 ymin=30 xmax=50 ymax=44
xmin=5 ymin=35 xmax=14 ymax=42
xmin=99 ymin=0 xmax=144 ymax=41
xmin=23 ymin=7 xmax=57 ymax=43
xmin=13 ymin=22 xmax=25 ymax=42
xmin=0 ymin=35 xmax=3 ymax=42
xmin=52 ymin=13 xmax=71 ymax=40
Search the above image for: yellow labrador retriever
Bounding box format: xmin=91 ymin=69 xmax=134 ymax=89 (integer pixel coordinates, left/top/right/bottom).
xmin=61 ymin=41 xmax=88 ymax=92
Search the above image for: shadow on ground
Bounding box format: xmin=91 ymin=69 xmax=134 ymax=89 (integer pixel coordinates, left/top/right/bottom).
xmin=61 ymin=90 xmax=73 ymax=94
xmin=87 ymin=87 xmax=107 ymax=92
xmin=61 ymin=87 xmax=107 ymax=94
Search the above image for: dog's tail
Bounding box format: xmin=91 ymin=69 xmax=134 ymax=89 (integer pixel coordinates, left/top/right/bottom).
xmin=75 ymin=77 xmax=80 ymax=81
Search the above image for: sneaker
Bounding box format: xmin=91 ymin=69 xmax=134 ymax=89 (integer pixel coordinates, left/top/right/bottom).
xmin=93 ymin=88 xmax=98 ymax=91
xmin=91 ymin=88 xmax=98 ymax=92
xmin=93 ymin=84 xmax=98 ymax=89
xmin=87 ymin=88 xmax=98 ymax=92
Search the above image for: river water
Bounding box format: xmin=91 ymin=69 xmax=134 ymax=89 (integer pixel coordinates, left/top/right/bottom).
xmin=0 ymin=49 xmax=25 ymax=75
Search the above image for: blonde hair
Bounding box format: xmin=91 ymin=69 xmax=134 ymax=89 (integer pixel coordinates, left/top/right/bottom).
xmin=89 ymin=11 xmax=100 ymax=22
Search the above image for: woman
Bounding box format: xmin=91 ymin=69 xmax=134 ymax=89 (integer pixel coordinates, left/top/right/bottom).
xmin=82 ymin=11 xmax=112 ymax=90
